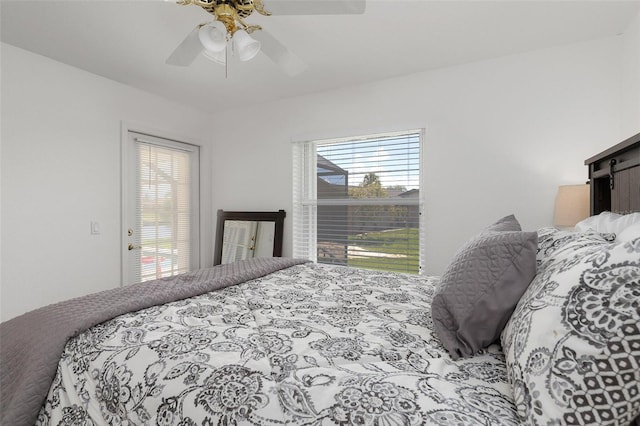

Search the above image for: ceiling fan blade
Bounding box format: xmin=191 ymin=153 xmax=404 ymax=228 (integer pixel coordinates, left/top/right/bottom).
xmin=166 ymin=26 xmax=203 ymax=66
xmin=253 ymin=30 xmax=308 ymax=76
xmin=264 ymin=0 xmax=365 ymax=15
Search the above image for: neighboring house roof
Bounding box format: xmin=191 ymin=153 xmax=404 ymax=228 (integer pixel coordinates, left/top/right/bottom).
xmin=397 ymin=189 xmax=419 ymax=198
xmin=317 ymin=154 xmax=348 ymax=175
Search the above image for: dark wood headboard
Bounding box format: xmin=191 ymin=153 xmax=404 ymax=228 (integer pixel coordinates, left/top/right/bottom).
xmin=585 ymin=132 xmax=640 ymax=215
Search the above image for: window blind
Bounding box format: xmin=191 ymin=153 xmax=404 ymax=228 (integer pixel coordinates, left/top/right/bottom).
xmin=135 ymin=141 xmax=194 ymax=282
xmin=293 ymin=130 xmax=423 ymax=274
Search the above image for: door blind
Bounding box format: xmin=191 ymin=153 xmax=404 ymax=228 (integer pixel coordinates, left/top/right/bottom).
xmin=135 ymin=140 xmax=194 ymax=282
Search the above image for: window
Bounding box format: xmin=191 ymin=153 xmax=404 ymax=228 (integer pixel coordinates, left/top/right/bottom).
xmin=293 ymin=130 xmax=423 ymax=274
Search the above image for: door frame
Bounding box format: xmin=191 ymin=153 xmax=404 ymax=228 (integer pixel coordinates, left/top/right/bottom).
xmin=120 ymin=121 xmax=203 ymax=286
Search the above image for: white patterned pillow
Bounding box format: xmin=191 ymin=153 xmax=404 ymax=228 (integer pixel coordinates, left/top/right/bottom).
xmin=501 ymin=236 xmax=640 ymax=425
xmin=536 ymin=227 xmax=610 ymax=271
xmin=576 ymin=211 xmax=640 ymax=235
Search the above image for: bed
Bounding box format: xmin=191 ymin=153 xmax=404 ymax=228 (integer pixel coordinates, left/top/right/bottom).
xmin=1 ymin=133 xmax=639 ymax=426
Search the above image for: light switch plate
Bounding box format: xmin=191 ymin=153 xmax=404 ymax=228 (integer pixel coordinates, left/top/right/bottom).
xmin=91 ymin=221 xmax=100 ymax=235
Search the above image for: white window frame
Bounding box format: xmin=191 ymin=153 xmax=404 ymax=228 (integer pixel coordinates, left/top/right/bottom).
xmin=292 ymin=129 xmax=426 ymax=274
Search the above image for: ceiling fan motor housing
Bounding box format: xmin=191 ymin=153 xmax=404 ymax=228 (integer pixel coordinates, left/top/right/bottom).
xmin=232 ymin=0 xmax=256 ymax=18
xmin=199 ymin=0 xmax=255 ymax=18
xmin=190 ymin=0 xmax=265 ymax=35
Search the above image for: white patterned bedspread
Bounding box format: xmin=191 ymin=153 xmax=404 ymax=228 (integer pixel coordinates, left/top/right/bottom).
xmin=38 ymin=263 xmax=517 ymax=425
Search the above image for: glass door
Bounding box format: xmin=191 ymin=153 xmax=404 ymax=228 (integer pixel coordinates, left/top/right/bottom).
xmin=123 ymin=131 xmax=200 ymax=284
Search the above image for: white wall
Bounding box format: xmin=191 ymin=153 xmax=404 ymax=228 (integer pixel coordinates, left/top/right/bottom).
xmin=209 ymin=36 xmax=625 ymax=275
xmin=2 ymin=27 xmax=635 ymax=320
xmin=621 ymin=11 xmax=640 ymax=137
xmin=1 ymin=44 xmax=213 ymax=321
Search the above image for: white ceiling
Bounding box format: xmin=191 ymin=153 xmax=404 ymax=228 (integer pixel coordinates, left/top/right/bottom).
xmin=2 ymin=1 xmax=638 ymax=112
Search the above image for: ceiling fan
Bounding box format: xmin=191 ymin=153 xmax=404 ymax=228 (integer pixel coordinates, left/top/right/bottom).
xmin=166 ymin=0 xmax=366 ymax=76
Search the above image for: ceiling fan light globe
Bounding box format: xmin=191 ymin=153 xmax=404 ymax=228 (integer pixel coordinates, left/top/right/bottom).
xmin=233 ymin=29 xmax=261 ymax=61
xmin=199 ymin=21 xmax=227 ymax=53
xmin=202 ymin=48 xmax=226 ymax=65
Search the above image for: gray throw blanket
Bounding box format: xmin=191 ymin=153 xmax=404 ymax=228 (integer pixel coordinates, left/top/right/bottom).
xmin=0 ymin=257 xmax=308 ymax=426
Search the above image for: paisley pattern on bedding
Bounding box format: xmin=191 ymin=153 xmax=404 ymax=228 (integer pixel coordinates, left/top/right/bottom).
xmin=502 ymin=231 xmax=640 ymax=425
xmin=38 ymin=263 xmax=518 ymax=425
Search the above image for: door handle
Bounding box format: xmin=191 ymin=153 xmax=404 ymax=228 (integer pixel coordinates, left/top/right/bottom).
xmin=128 ymin=243 xmax=142 ymax=251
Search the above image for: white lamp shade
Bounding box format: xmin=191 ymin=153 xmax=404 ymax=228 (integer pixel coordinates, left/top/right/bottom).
xmin=199 ymin=21 xmax=227 ymax=53
xmin=553 ymin=184 xmax=590 ymax=227
xmin=202 ymin=48 xmax=226 ymax=65
xmin=233 ymin=29 xmax=261 ymax=61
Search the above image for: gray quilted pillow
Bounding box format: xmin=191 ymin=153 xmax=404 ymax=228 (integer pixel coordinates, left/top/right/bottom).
xmin=483 ymin=214 xmax=522 ymax=233
xmin=432 ymin=223 xmax=537 ymax=360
